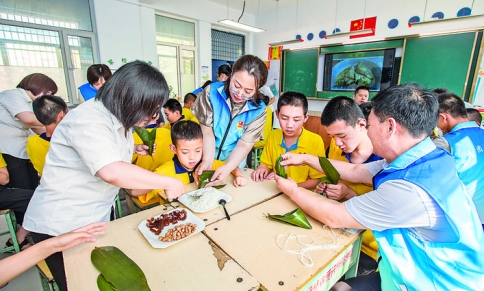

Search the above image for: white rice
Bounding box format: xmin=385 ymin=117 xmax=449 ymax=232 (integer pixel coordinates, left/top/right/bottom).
xmin=188 ymin=187 xmax=222 ymax=211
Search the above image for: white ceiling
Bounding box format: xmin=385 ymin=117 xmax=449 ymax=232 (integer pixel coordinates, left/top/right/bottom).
xmin=206 ymin=0 xmax=301 ymax=15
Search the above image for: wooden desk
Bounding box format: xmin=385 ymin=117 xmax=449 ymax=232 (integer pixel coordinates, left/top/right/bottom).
xmin=204 ymin=194 xmax=362 ymax=291
xmin=64 ymin=206 xmax=259 ymax=291
xmin=181 ymin=168 xmax=281 ymax=225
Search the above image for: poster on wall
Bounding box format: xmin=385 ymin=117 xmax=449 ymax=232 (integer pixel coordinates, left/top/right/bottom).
xmin=268 ymin=46 xmax=282 ymax=60
xmin=201 ymin=66 xmax=210 ymax=84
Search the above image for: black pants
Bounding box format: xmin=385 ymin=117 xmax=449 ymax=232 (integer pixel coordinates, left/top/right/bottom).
xmin=0 ymin=187 xmax=33 ymax=225
xmin=29 ymin=232 xmax=68 ymax=291
xmin=3 ymin=154 xmax=39 ymax=190
xmin=330 ymin=272 xmax=381 ymax=291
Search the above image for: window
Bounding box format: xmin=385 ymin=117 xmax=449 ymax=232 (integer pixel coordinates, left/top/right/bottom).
xmin=211 ymin=29 xmax=245 ymax=62
xmin=156 ymin=15 xmax=196 ymax=98
xmin=0 ymin=0 xmax=97 ymax=105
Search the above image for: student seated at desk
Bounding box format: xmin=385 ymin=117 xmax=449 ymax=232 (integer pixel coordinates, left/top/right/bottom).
xmin=251 ymin=91 xmax=325 ymax=190
xmin=182 ymin=93 xmax=199 ymax=123
xmin=162 ymin=98 xmax=199 ymax=130
xmin=320 ymin=96 xmax=381 ymax=276
xmin=132 ymin=112 xmax=174 ymax=172
xmin=134 ymin=120 xmax=247 ymax=203
xmin=26 ymin=95 xmax=68 ymax=177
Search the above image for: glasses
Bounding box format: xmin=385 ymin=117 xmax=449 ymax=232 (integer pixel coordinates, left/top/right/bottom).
xmin=229 ymin=86 xmax=254 ymax=100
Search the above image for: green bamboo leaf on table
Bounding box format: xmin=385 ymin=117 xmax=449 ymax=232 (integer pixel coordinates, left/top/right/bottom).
xmin=134 ymin=126 xmax=156 ymax=157
xmin=91 ymin=246 xmax=151 ymax=291
xmin=198 ymin=170 xmax=226 ymax=189
xmin=274 ymin=156 xmax=287 ymax=179
xmin=266 ymin=208 xmax=312 ymax=229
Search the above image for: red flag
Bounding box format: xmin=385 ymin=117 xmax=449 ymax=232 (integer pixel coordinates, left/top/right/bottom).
xmin=349 ymin=16 xmax=376 ymax=39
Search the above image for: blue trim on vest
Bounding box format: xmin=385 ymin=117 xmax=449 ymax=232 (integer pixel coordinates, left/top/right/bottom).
xmin=372 ymin=138 xmax=484 ymax=290
xmin=78 ymin=83 xmax=97 ymax=101
xmin=209 ymin=82 xmax=266 ymax=161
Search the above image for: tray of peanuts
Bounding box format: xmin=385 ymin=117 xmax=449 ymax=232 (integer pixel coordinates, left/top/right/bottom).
xmin=137 ymin=208 xmax=205 ymax=248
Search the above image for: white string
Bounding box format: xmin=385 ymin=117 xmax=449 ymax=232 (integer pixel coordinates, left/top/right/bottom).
xmin=276 ymin=226 xmax=340 ymax=267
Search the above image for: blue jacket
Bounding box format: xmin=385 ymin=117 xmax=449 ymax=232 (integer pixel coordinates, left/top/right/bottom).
xmin=78 ymin=83 xmax=97 ymax=101
xmin=444 ymin=121 xmax=484 ymax=223
xmin=209 ymin=82 xmax=265 ymax=161
xmin=373 ymin=138 xmax=484 ymax=290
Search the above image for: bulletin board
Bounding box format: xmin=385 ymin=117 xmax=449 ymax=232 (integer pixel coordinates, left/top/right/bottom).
xmin=282 ymin=48 xmax=319 ymax=97
xmin=400 ymin=32 xmax=477 ymax=98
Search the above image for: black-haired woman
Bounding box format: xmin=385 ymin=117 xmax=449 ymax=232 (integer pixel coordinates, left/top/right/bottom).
xmin=22 ymin=61 xmax=185 ymax=291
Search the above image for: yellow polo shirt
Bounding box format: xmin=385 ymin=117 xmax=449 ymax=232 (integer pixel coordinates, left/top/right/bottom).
xmin=0 ymin=153 xmax=6 ymax=168
xmin=260 ymin=128 xmax=325 ymax=183
xmin=254 ymin=107 xmax=273 ymax=149
xmin=162 ymin=109 xmax=199 ymax=130
xmin=132 ymin=126 xmax=174 ymax=172
xmin=26 ymin=134 xmax=51 ymax=176
xmin=327 ymin=138 xmax=378 ymax=261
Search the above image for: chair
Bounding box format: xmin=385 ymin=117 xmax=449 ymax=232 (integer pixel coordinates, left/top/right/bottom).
xmin=0 ymin=209 xmax=20 ymax=253
xmin=251 ymin=147 xmax=263 ymax=170
xmin=37 ymin=260 xmax=59 ymax=291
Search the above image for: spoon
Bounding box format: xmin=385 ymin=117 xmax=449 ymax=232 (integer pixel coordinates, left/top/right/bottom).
xmin=219 ymin=199 xmax=230 ymax=220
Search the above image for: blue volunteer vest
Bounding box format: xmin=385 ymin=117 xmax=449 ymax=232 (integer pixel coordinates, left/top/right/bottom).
xmin=444 ymin=121 xmax=484 ymax=223
xmin=373 ymin=140 xmax=484 ymax=291
xmin=209 ymin=82 xmax=266 ymax=161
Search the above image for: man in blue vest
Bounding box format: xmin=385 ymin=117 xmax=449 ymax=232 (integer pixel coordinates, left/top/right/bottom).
xmin=434 ymin=92 xmax=484 ymax=229
xmin=275 ymin=83 xmax=484 ymax=290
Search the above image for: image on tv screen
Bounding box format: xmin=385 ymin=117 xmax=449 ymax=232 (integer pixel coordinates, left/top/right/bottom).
xmin=330 ymin=51 xmax=384 ymax=91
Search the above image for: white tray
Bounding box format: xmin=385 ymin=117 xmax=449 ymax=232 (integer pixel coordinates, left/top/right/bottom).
xmin=138 ymin=208 xmax=205 ymax=248
xmin=178 ymin=187 xmax=232 ymax=213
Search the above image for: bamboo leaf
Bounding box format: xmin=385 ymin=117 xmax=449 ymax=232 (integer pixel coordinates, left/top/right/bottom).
xmin=266 ymin=208 xmax=312 ymax=229
xmin=198 ymin=170 xmax=226 ymax=189
xmin=318 ymin=157 xmax=340 ymax=185
xmin=91 ymin=246 xmax=151 ymax=291
xmin=134 ymin=126 xmax=156 ymax=156
xmin=97 ymin=274 xmax=115 ymax=291
xmin=274 ymin=156 xmax=287 ymax=178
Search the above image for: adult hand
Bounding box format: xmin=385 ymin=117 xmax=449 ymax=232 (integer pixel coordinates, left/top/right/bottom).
xmin=134 ymin=143 xmax=156 ymax=156
xmin=274 ymin=174 xmax=298 ymax=196
xmin=265 ymin=172 xmax=276 ymax=180
xmin=194 ymin=160 xmax=213 ymax=184
xmin=204 ymin=164 xmax=230 ymax=188
xmin=163 ymin=177 xmax=185 ymax=201
xmin=52 ymin=222 xmax=107 ymax=252
xmin=280 ymin=152 xmax=306 ymax=167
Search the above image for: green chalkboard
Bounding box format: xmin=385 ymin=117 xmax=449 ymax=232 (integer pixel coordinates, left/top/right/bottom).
xmin=400 ymin=32 xmax=476 ymax=98
xmin=282 ymin=48 xmax=318 ymax=97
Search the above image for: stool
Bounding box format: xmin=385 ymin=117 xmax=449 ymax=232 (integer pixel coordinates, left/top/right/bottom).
xmin=37 ymin=260 xmax=59 ymax=291
xmin=131 ymin=195 xmax=161 ymax=213
xmin=0 ymin=209 xmax=20 ymax=253
xmin=251 ymin=147 xmax=263 ymax=170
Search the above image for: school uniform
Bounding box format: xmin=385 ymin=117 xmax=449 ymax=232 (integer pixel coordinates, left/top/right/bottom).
xmin=26 ymin=133 xmax=51 ymax=176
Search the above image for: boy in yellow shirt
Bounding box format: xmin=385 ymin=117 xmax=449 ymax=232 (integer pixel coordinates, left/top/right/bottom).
xmin=132 ymin=112 xmax=174 ymax=171
xmin=251 ymin=91 xmax=325 ymax=190
xmin=133 ymin=120 xmax=247 ymax=202
xmin=182 ymin=93 xmax=199 ymax=123
xmin=26 ymin=95 xmax=67 ymax=176
xmin=162 ymin=98 xmax=198 ymax=130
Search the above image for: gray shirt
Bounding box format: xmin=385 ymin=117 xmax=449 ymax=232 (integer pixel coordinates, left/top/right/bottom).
xmin=345 ymin=159 xmax=457 ymax=242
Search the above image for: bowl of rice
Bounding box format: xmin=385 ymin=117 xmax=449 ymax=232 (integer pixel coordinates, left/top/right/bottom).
xmin=179 ymin=187 xmax=232 ymax=213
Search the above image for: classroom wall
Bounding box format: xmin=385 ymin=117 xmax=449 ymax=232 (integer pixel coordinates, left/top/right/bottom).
xmin=92 ymin=0 xmax=484 ymax=110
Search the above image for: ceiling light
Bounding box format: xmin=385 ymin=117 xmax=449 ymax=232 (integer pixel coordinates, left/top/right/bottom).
xmin=218 ymin=19 xmax=265 ymax=33
xmin=324 ymin=28 xmax=374 ymax=39
xmin=269 ymin=39 xmax=304 ymax=46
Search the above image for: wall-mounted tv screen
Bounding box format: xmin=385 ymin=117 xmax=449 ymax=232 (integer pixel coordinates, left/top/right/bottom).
xmin=323 ymin=49 xmax=399 ymax=92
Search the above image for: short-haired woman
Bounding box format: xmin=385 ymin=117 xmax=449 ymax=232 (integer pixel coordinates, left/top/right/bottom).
xmin=78 ymin=64 xmax=112 ymax=101
xmin=0 ymin=73 xmax=58 ymax=190
xmin=22 ymin=61 xmax=185 ymax=291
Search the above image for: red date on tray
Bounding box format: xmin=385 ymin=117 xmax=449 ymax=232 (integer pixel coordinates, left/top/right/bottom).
xmin=146 ymin=209 xmax=188 ymax=235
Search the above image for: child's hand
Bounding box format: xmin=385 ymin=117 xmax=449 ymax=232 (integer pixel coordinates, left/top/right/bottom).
xmin=251 ymin=166 xmax=270 ymax=182
xmin=233 ymin=176 xmax=247 ymax=187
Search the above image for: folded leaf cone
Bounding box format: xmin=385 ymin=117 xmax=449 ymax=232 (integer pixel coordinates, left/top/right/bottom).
xmin=317 ymin=156 xmax=340 ymax=185
xmin=266 ymin=208 xmax=312 ymax=229
xmin=134 ymin=126 xmax=156 ymax=156
xmin=91 ymin=246 xmax=151 ymax=291
xmin=275 ymin=156 xmax=287 ymax=178
xmin=198 ymin=170 xmax=226 ymax=189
